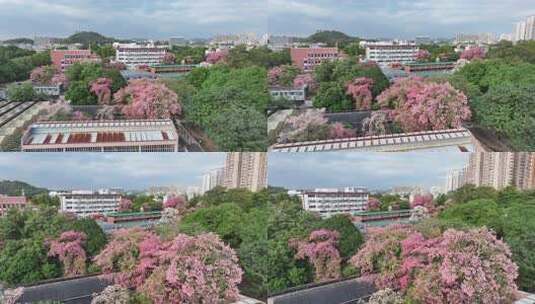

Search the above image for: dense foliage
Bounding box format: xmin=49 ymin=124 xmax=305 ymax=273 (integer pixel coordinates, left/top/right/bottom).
xmin=0 ymin=49 xmax=51 ymax=84
xmin=65 ymin=62 xmax=126 ymax=105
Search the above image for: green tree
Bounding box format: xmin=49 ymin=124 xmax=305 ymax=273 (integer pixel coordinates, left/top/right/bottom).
xmin=68 ymin=218 xmax=107 ymax=256
xmin=30 ymin=193 xmax=60 ymax=207
xmin=314 ymin=214 xmax=363 ymax=260
xmin=6 ymin=82 xmax=36 ymax=101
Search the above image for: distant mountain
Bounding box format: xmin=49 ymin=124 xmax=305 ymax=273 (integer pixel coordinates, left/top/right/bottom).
xmin=0 ymin=180 xmax=48 ymax=197
xmin=2 ymin=38 xmax=34 ymax=45
xmin=304 ymin=30 xmax=359 ymax=46
xmin=63 ymin=31 xmax=115 ymax=46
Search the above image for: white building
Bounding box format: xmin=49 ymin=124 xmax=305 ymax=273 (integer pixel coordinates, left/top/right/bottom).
xmin=294 ymin=187 xmax=369 ymax=218
xmin=445 ymin=168 xmax=467 ymax=193
xmin=362 ymin=40 xmax=419 ymax=65
xmin=56 ymin=189 xmax=122 ymax=217
xmin=513 ymin=16 xmax=535 ymax=43
xmin=113 ymin=42 xmax=168 ymax=67
xmin=269 ymin=87 xmax=306 ymax=102
xmin=201 ymin=168 xmax=224 ymax=193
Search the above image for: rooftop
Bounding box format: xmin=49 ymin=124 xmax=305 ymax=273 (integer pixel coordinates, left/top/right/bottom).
xmin=271 ymin=128 xmax=473 ymax=152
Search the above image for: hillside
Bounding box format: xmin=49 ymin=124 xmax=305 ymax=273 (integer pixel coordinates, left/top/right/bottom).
xmin=63 ymin=31 xmax=115 ymax=46
xmin=2 ymin=38 xmax=34 ymax=45
xmin=0 ymin=180 xmax=48 ymax=197
xmin=305 ymin=30 xmax=358 ymax=46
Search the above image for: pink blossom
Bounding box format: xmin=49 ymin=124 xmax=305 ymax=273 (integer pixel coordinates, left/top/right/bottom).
xmin=346 ymin=77 xmax=374 ymax=110
xmin=293 ymin=73 xmax=318 ymax=91
xmin=48 ymin=231 xmax=87 ymax=277
xmin=416 ymin=49 xmax=431 ymax=61
xmin=460 ymin=47 xmax=485 ymax=61
xmin=329 ymin=122 xmax=356 ymax=139
xmin=368 ymin=197 xmax=381 ymax=211
xmin=71 ymin=111 xmax=91 ymax=121
xmin=163 ymin=53 xmax=176 ymax=64
xmin=205 ymin=50 xmax=228 ymax=64
xmin=118 ymin=198 xmax=133 ymax=212
xmin=113 ymin=79 xmax=182 ymax=119
xmin=90 ymin=77 xmax=113 ymax=105
xmin=163 ymin=195 xmax=185 ymax=209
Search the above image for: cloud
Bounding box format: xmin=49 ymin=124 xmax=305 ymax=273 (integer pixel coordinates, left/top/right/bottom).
xmin=268 ymin=152 xmax=469 ymax=191
xmin=0 ymin=153 xmax=225 ymax=190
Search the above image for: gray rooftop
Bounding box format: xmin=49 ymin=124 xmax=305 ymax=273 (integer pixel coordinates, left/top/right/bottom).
xmin=267 ymin=278 xmax=375 ymax=304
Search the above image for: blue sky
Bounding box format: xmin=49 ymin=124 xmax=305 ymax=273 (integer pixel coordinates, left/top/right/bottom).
xmin=268 ymin=152 xmax=469 ymax=191
xmin=0 ymin=153 xmax=225 ymax=190
xmin=0 ymin=0 xmax=532 ymax=40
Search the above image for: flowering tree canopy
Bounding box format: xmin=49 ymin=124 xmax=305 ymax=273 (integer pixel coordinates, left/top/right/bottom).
xmin=205 ymin=50 xmax=228 ymax=64
xmin=90 ymin=78 xmax=113 ymax=105
xmin=71 ymin=110 xmax=91 ymax=121
xmin=410 ymin=194 xmax=434 ymax=209
xmin=163 ymin=195 xmax=185 ymax=209
xmin=113 ymin=79 xmax=181 ymax=119
xmin=51 ymin=73 xmax=68 ymax=87
xmin=350 ymin=226 xmax=518 ymax=304
xmin=48 ymin=231 xmax=87 ymax=277
xmin=460 ymin=47 xmax=486 ymax=61
xmin=361 ymin=111 xmax=391 ymax=136
xmin=268 ymin=65 xmax=300 ymax=87
xmin=163 ymin=52 xmax=176 ymax=64
xmin=283 ymin=109 xmax=328 ymax=142
xmin=30 ymin=65 xmax=57 ymax=84
xmin=368 ymin=197 xmax=381 ymax=211
xmin=118 ymin=198 xmax=133 ymax=212
xmin=377 ymin=77 xmax=471 ymax=132
xmin=293 ymin=73 xmax=318 ymax=92
xmin=329 ymin=122 xmax=356 ymax=139
xmin=290 ymin=229 xmax=342 ymax=282
xmin=346 ymin=77 xmax=374 ymax=110
xmin=91 ymin=285 xmax=130 ymax=304
xmin=95 ymin=228 xmax=243 ymax=304
xmin=416 ymin=49 xmax=431 ymax=62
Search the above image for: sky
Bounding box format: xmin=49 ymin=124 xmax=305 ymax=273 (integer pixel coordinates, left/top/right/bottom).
xmin=0 ymin=153 xmax=225 ymax=191
xmin=268 ymin=152 xmax=469 ymax=191
xmin=1 ymin=0 xmax=533 ymax=40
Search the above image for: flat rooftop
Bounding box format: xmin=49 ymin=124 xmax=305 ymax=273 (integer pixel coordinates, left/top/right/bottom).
xmin=22 ymin=119 xmax=177 ymax=147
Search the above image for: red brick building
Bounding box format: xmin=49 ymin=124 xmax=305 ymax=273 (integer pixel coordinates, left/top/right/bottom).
xmin=51 ymin=50 xmax=100 ymax=72
xmin=0 ymin=195 xmax=27 ymax=216
xmin=290 ymin=47 xmax=341 ymax=72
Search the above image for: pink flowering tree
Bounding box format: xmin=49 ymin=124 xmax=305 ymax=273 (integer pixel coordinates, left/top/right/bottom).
xmin=410 ymin=194 xmax=434 ymax=209
xmin=268 ymin=65 xmax=300 ymax=87
xmin=48 ymin=231 xmax=87 ymax=277
xmin=90 ymin=77 xmax=113 ymax=105
xmin=290 ymin=229 xmax=342 ymax=282
xmin=30 ymin=65 xmax=57 ymax=84
xmin=163 ymin=52 xmax=176 ymax=64
xmin=350 ymin=226 xmax=519 ymax=304
xmin=329 ymin=122 xmax=356 ymax=139
xmin=205 ymin=50 xmax=228 ymax=64
xmin=282 ymin=109 xmax=329 ymax=142
xmin=460 ymin=47 xmax=485 ymax=61
xmin=163 ymin=195 xmax=185 ymax=209
xmin=72 ymin=111 xmax=91 ymax=121
xmin=416 ymin=49 xmax=431 ymax=62
xmin=268 ymin=66 xmax=283 ymax=86
xmin=113 ymin=79 xmax=182 ymax=119
xmin=346 ymin=77 xmax=374 ymax=110
xmin=367 ymin=197 xmax=381 ymax=211
xmin=118 ymin=198 xmax=133 ymax=212
xmin=377 ymin=77 xmax=471 ymax=132
xmin=51 ymin=73 xmax=68 ymax=87
xmin=293 ymin=73 xmax=318 ymax=92
xmin=95 ymin=228 xmax=243 ymax=304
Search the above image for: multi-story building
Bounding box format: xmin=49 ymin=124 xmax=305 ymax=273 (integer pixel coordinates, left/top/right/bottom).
xmin=201 ymin=167 xmax=224 ymax=193
xmin=51 ymin=50 xmax=100 ymax=72
xmin=0 ymin=195 xmax=27 ymax=216
xmin=113 ymin=42 xmax=168 ymax=67
xmin=269 ymin=86 xmax=306 ymax=102
xmin=55 ymin=189 xmax=122 ymax=217
xmin=513 ymin=16 xmax=535 ymax=43
xmin=290 ymin=47 xmax=341 ymax=72
xmin=21 ymin=119 xmax=179 ymax=152
xmin=445 ymin=167 xmax=467 ymax=193
xmin=465 ymin=153 xmax=535 ymax=190
xmin=362 ymin=40 xmax=419 ymax=65
xmin=292 ymin=187 xmax=369 ymax=218
xmin=268 ymin=35 xmax=294 ymax=51
xmin=223 ymin=153 xmax=267 ymax=192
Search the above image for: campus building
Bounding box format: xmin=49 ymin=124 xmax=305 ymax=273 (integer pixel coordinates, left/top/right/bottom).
xmin=55 ymin=189 xmax=122 ymax=218
xmin=0 ymin=194 xmax=27 ymax=216
xmin=223 ymin=152 xmax=267 ymax=192
xmin=292 ymin=187 xmax=369 ymax=218
xmin=269 ymin=86 xmax=306 ymax=102
xmin=290 ymin=47 xmax=341 ymax=72
xmin=362 ymin=40 xmax=419 ymax=65
xmin=113 ymin=42 xmax=168 ymax=67
xmin=50 ymin=50 xmax=100 ymax=72
xmin=21 ymin=119 xmax=179 ymax=152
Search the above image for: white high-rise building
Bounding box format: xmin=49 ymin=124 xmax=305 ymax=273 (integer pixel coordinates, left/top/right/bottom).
xmin=56 ymin=189 xmax=122 ymax=217
xmin=513 ymin=16 xmax=535 ymax=43
xmin=293 ymin=187 xmax=369 ymax=218
xmin=223 ymin=153 xmax=267 ymax=192
xmin=113 ymin=42 xmax=168 ymax=67
xmin=201 ymin=168 xmax=224 ymax=193
xmin=445 ymin=168 xmax=467 ymax=193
